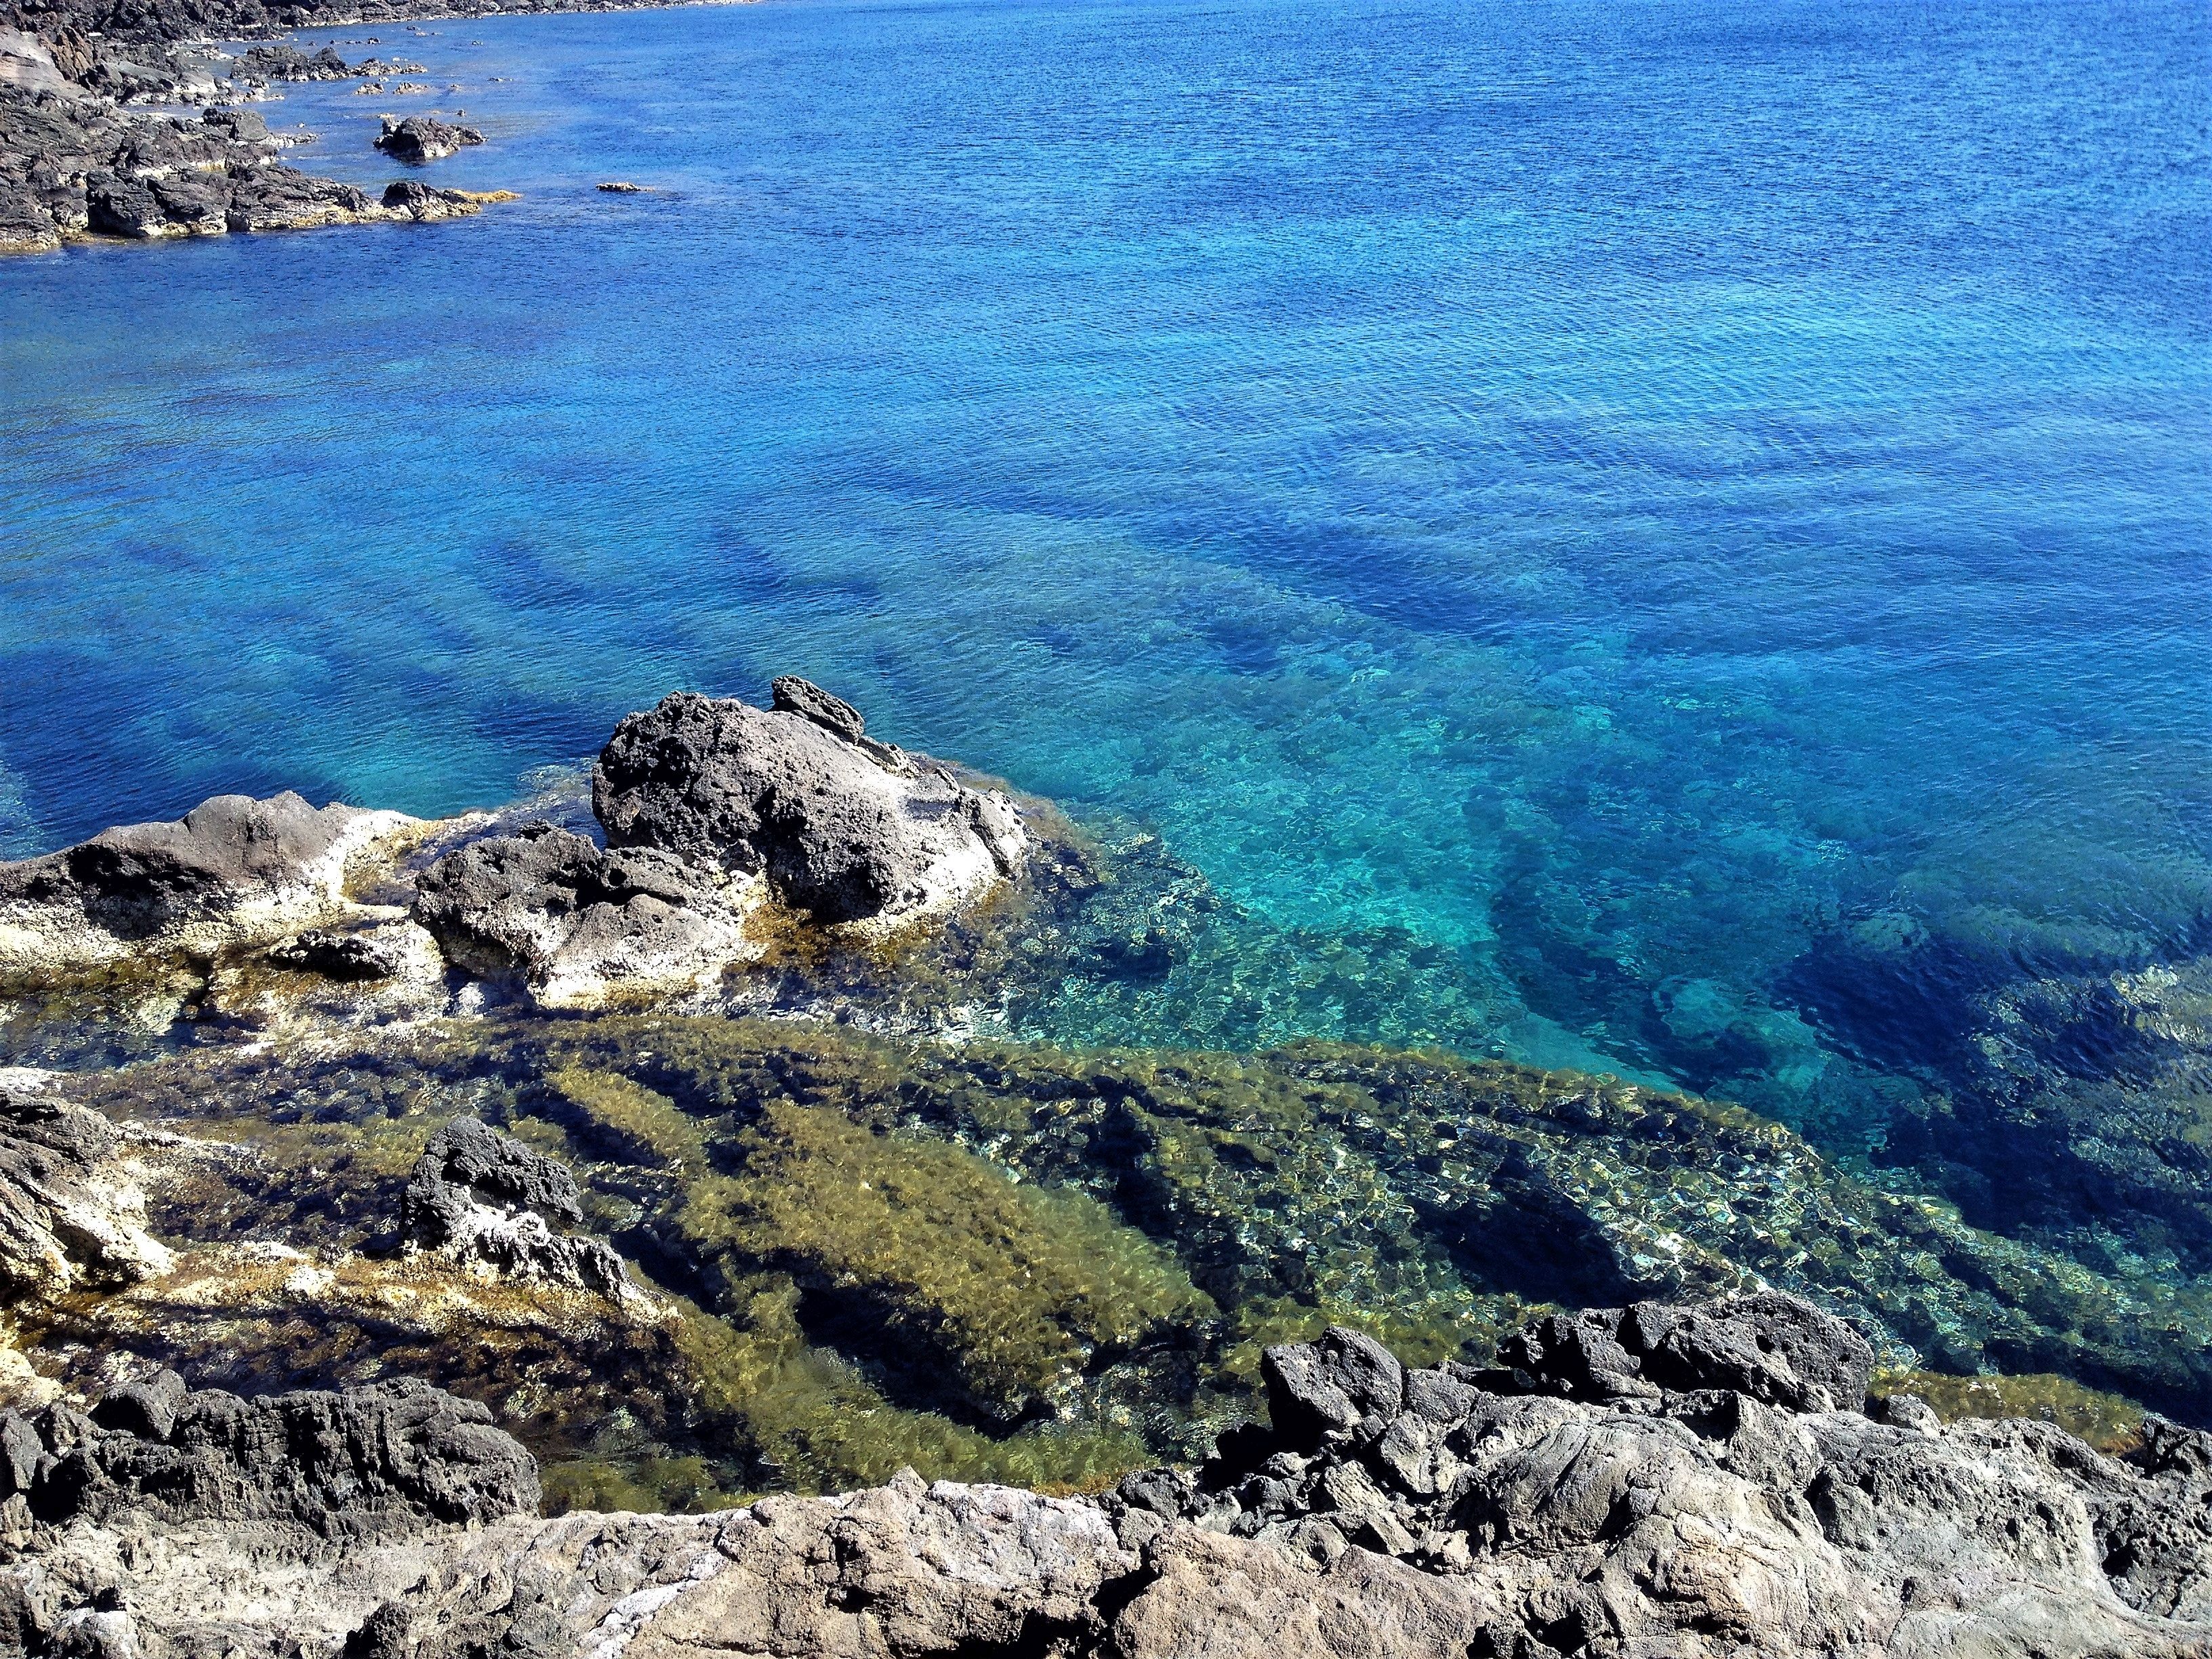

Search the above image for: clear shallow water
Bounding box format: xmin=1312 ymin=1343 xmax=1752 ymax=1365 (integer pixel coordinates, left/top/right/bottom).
xmin=2 ymin=0 xmax=2208 ymax=1158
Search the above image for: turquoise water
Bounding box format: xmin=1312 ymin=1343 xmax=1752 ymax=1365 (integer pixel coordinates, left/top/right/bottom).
xmin=2 ymin=1 xmax=2207 ymax=1221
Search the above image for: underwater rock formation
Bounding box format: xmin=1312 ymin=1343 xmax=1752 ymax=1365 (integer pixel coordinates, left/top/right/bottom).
xmin=3 ymin=1300 xmax=2206 ymax=1658
xmin=404 ymin=1115 xmax=636 ymax=1301
xmin=0 ymin=792 xmax=416 ymax=983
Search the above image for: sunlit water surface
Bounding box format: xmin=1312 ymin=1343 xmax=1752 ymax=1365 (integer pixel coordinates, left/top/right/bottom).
xmin=2 ymin=0 xmax=2207 ymax=1200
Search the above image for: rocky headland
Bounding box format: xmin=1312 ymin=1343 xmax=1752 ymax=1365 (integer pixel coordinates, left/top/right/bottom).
xmin=0 ymin=14 xmax=512 ymax=253
xmin=0 ymin=680 xmax=2207 ymax=1657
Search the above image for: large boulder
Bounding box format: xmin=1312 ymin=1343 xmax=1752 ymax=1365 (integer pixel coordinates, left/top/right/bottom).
xmin=0 ymin=1082 xmax=169 ymax=1304
xmin=373 ymin=115 xmax=482 ymax=165
xmin=593 ymin=684 xmax=1027 ymax=924
xmin=0 ymin=792 xmax=415 ymax=984
xmin=411 ymin=821 xmax=751 ymax=1008
xmin=403 ymin=1116 xmax=636 ymax=1301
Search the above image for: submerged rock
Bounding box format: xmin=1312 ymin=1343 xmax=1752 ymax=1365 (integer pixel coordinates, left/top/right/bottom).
xmin=0 ymin=792 xmax=415 ymax=983
xmin=403 ymin=1116 xmax=636 ymax=1301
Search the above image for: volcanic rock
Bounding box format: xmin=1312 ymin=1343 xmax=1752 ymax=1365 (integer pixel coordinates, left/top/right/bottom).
xmin=403 ymin=1116 xmax=635 ymax=1300
xmin=0 ymin=791 xmax=415 ymax=983
xmin=0 ymin=1082 xmax=168 ymax=1302
xmin=594 ymin=684 xmax=1027 ymax=924
xmin=373 ymin=113 xmax=480 ymax=165
xmin=411 ymin=821 xmax=752 ymax=1008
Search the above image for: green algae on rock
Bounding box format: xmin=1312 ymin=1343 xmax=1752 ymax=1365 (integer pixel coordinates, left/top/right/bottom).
xmin=20 ymin=1006 xmax=2205 ymax=1511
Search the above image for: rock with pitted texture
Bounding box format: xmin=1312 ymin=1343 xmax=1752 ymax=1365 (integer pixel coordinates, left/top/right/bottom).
xmin=0 ymin=1373 xmax=538 ymax=1533
xmin=374 ymin=113 xmax=481 ymax=165
xmin=0 ymin=791 xmax=416 ymax=982
xmin=2 ymin=1297 xmax=2209 ymax=1657
xmin=411 ymin=821 xmax=752 ymax=1008
xmin=1099 ymin=1296 xmax=2211 ymax=1657
xmin=0 ymin=1082 xmax=169 ymax=1303
xmin=1480 ymin=1287 xmax=1876 ymax=1412
xmin=594 ymin=685 xmax=1027 ymax=925
xmin=1 ymin=80 xmax=511 ymax=255
xmin=403 ymin=1116 xmax=635 ymax=1300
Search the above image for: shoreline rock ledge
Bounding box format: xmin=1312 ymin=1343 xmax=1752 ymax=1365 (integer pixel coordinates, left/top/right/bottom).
xmin=0 ymin=679 xmax=1031 ymax=1012
xmin=2 ymin=1292 xmax=2205 ymax=1657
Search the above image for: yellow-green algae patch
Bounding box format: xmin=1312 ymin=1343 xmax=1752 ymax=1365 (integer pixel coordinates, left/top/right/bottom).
xmin=35 ymin=1009 xmax=2212 ymax=1509
xmin=1877 ymin=1367 xmax=2148 ymax=1454
xmin=678 ymin=1097 xmax=1213 ymax=1420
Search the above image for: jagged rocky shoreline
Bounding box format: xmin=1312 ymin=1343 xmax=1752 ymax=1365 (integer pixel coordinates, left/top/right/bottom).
xmin=0 ymin=9 xmax=512 ymax=253
xmin=0 ymin=680 xmax=2207 ymax=1656
xmin=2 ymin=1294 xmax=2207 ymax=1656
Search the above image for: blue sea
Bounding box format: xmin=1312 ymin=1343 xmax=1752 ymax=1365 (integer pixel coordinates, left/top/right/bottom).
xmin=2 ymin=0 xmax=2207 ymax=1208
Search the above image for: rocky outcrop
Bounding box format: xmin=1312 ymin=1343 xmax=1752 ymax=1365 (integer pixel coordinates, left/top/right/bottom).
xmin=594 ymin=684 xmax=1027 ymax=924
xmin=3 ymin=1296 xmax=2205 ymax=1658
xmin=0 ymin=1080 xmax=167 ymax=1305
xmin=231 ymin=41 xmax=353 ymax=83
xmin=0 ymin=791 xmax=415 ymax=982
xmin=375 ymin=112 xmax=481 ymax=165
xmin=1 ymin=73 xmax=510 ymax=254
xmin=405 ymin=681 xmax=1029 ymax=1006
xmin=411 ymin=821 xmax=753 ymax=1008
xmin=0 ymin=1374 xmax=541 ymax=1656
xmin=1093 ymin=1294 xmax=2212 ymax=1656
xmin=2 ymin=1372 xmax=538 ymax=1534
xmin=403 ymin=1116 xmax=636 ymax=1300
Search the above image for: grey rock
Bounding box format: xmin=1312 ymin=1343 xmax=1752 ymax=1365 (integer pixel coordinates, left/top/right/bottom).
xmin=0 ymin=790 xmax=411 ymax=981
xmin=411 ymin=821 xmax=749 ymax=1008
xmin=1486 ymin=1288 xmax=1875 ymax=1412
xmin=0 ymin=1374 xmax=537 ymax=1533
xmin=1261 ymin=1325 xmax=1406 ymax=1450
xmin=771 ymin=674 xmax=867 ymax=743
xmin=0 ymin=1086 xmax=169 ymax=1300
xmin=374 ymin=115 xmax=482 ymax=165
xmin=592 ymin=687 xmax=1027 ymax=924
xmin=403 ymin=1116 xmax=634 ymax=1300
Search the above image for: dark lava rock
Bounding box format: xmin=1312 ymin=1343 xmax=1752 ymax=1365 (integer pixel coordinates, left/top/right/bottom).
xmin=373 ymin=114 xmax=481 ymax=165
xmin=403 ymin=1116 xmax=632 ymax=1298
xmin=1485 ymin=1290 xmax=1877 ymax=1413
xmin=405 ymin=1115 xmax=586 ymax=1243
xmin=267 ymin=926 xmax=403 ymax=981
xmin=771 ymin=674 xmax=868 ymax=745
xmin=0 ymin=1374 xmax=538 ymax=1534
xmin=593 ymin=687 xmax=1025 ymax=924
xmin=199 ymin=103 xmax=268 ymax=142
xmin=1261 ymin=1326 xmax=1406 ymax=1450
xmin=233 ymin=42 xmax=353 ymax=83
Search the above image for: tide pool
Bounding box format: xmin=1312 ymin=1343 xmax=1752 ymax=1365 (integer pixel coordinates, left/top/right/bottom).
xmin=1 ymin=0 xmax=2207 ymax=1275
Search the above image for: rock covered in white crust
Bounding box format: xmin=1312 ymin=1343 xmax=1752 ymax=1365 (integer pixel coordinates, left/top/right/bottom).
xmin=0 ymin=791 xmax=417 ymax=984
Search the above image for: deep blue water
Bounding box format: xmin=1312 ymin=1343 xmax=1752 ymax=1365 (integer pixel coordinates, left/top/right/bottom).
xmin=2 ymin=0 xmax=2207 ymax=1155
